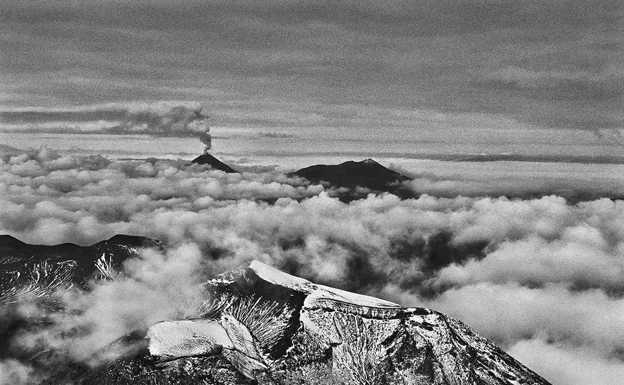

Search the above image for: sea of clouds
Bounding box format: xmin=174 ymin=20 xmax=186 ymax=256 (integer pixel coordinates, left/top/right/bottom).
xmin=1 ymin=146 xmax=624 ymax=384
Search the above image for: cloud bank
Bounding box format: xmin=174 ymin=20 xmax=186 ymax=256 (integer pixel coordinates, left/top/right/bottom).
xmin=1 ymin=148 xmax=624 ymax=384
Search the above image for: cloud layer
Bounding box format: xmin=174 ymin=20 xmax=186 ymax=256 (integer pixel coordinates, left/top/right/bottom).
xmin=1 ymin=148 xmax=624 ymax=384
xmin=1 ymin=0 xmax=621 ymax=132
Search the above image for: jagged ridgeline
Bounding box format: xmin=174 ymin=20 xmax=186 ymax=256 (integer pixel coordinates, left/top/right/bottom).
xmin=0 ymin=235 xmax=551 ymax=384
xmin=0 ymin=234 xmax=164 ymax=305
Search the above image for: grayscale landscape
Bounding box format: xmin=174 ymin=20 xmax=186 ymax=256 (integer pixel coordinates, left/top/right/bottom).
xmin=1 ymin=1 xmax=622 ymax=384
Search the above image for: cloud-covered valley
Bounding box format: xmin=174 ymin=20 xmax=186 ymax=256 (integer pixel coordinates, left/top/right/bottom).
xmin=2 ymin=147 xmax=624 ymax=385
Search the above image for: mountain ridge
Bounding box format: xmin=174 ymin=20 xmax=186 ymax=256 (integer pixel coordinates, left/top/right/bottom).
xmin=121 ymin=260 xmax=550 ymax=384
xmin=192 ymin=153 xmax=238 ymax=173
xmin=291 ymin=158 xmax=416 ymax=201
xmin=0 ymin=235 xmax=548 ymax=385
xmin=1 ymin=237 xmax=551 ymax=384
xmin=0 ymin=234 xmax=164 ymax=305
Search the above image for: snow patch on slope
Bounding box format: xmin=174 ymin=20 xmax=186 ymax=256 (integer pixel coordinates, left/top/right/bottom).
xmin=249 ymin=261 xmax=400 ymax=308
xmin=147 ymin=320 xmax=232 ymax=358
xmin=249 ymin=261 xmax=310 ymax=288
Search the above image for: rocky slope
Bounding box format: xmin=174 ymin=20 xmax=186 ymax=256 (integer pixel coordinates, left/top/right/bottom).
xmin=46 ymin=261 xmax=548 ymax=384
xmin=0 ymin=234 xmax=164 ymax=305
xmin=1 ymin=236 xmax=549 ymax=384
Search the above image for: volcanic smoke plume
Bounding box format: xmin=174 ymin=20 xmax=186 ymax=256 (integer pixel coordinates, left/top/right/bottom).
xmin=117 ymin=102 xmax=212 ymax=153
xmin=199 ymin=131 xmax=212 ymax=153
xmin=0 ymin=101 xmax=213 ymax=153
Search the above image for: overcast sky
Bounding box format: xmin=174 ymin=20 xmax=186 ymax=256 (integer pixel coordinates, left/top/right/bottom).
xmin=1 ymin=0 xmax=622 ymax=133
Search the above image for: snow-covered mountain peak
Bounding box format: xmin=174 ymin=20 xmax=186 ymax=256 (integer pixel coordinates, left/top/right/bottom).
xmin=140 ymin=262 xmax=552 ymax=384
xmin=248 ymin=260 xmax=310 ymax=289
xmin=1 ymin=240 xmax=552 ymax=384
xmin=248 ymin=260 xmax=400 ymax=308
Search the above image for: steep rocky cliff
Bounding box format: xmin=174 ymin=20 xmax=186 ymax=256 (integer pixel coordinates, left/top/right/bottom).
xmin=48 ymin=261 xmax=549 ymax=384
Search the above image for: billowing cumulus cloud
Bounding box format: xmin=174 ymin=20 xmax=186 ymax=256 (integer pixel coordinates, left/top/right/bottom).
xmin=11 ymin=244 xmax=210 ymax=361
xmin=1 ymin=244 xmax=212 ymax=384
xmin=0 ymin=359 xmax=37 ymax=385
xmin=509 ymin=338 xmax=624 ymax=385
xmin=2 ymin=148 xmax=624 ymax=384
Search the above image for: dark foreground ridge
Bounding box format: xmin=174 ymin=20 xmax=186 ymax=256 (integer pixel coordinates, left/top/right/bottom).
xmin=0 ymin=234 xmax=164 ymax=303
xmin=192 ymin=153 xmax=238 ymax=173
xmin=292 ymin=158 xmax=416 ymax=201
xmin=1 ymin=236 xmax=550 ymax=385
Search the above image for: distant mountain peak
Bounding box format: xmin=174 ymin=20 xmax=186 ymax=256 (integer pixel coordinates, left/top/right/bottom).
xmin=291 ymin=158 xmax=415 ymax=201
xmin=191 ymin=153 xmax=238 ymax=173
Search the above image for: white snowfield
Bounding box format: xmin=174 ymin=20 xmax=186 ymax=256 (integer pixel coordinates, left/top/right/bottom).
xmin=249 ymin=260 xmax=401 ymax=309
xmin=147 ymin=261 xmax=399 ymax=360
xmin=147 ymin=320 xmax=232 ymax=358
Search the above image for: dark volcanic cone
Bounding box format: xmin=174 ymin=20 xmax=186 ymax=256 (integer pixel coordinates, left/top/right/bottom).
xmin=192 ymin=153 xmax=238 ymax=173
xmin=292 ymin=158 xmax=415 ymax=201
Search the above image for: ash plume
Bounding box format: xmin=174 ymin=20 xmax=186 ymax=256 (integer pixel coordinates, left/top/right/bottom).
xmin=111 ymin=102 xmax=212 ymax=153
xmin=0 ymin=102 xmax=214 ymax=153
